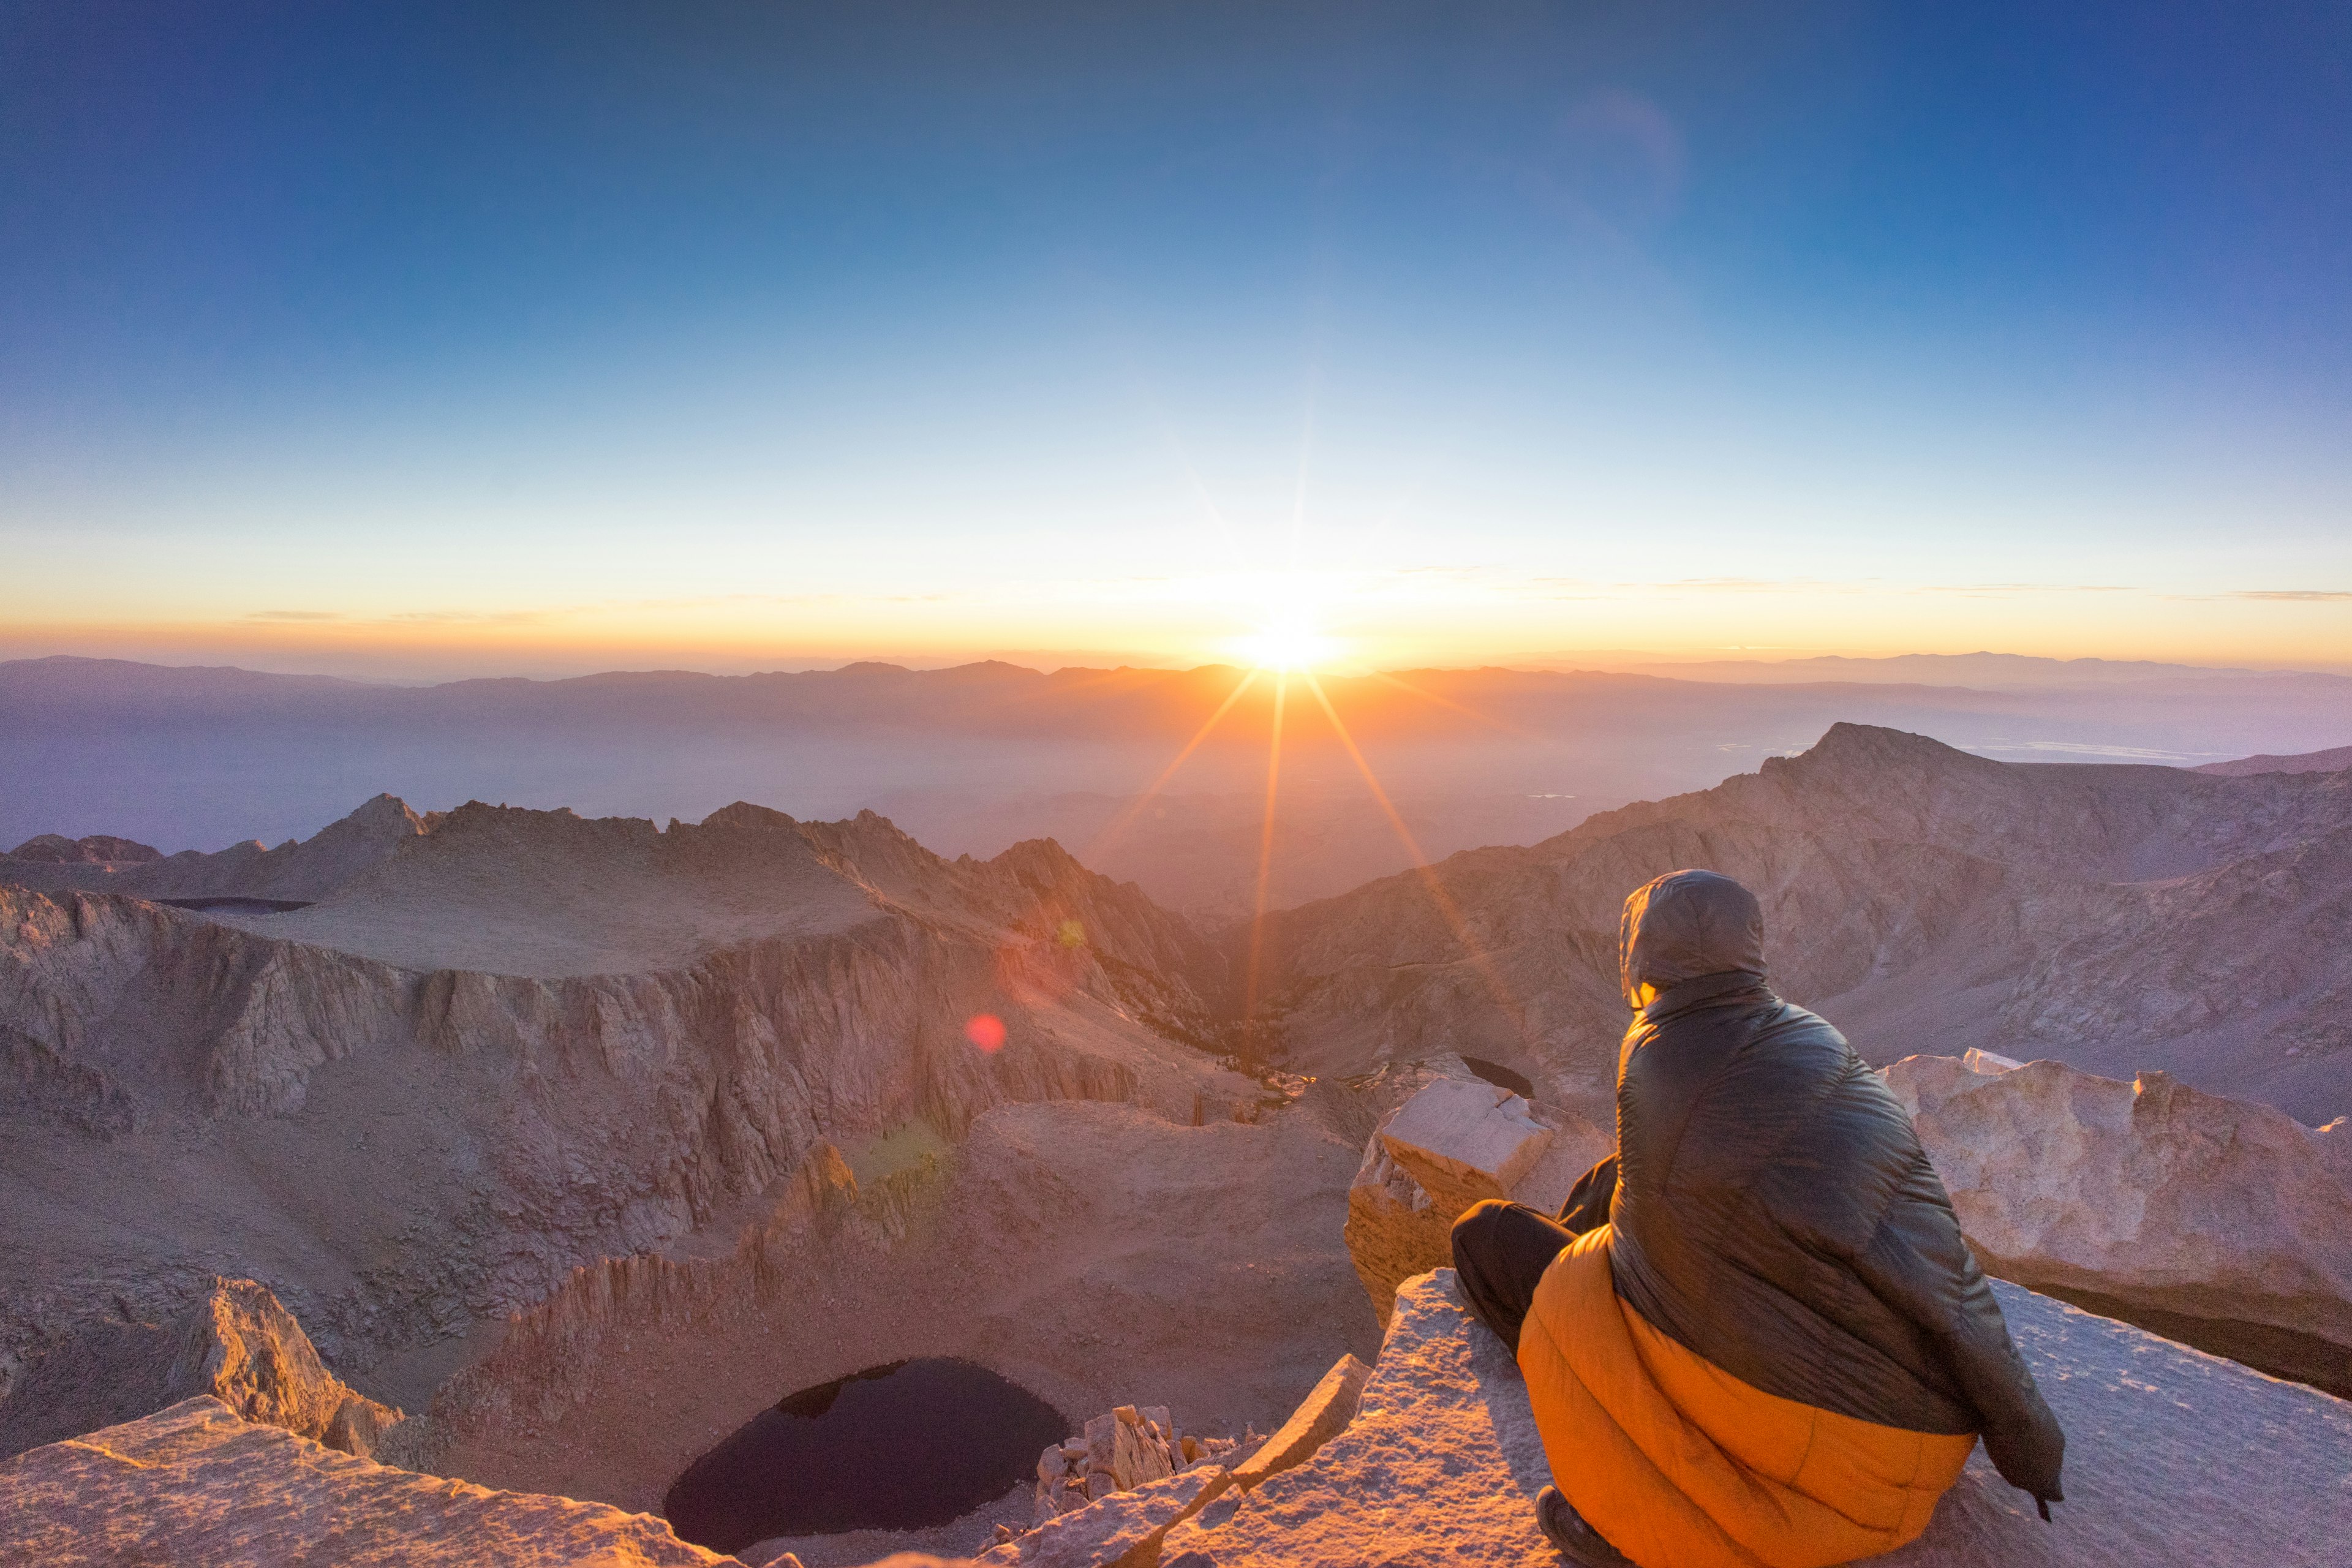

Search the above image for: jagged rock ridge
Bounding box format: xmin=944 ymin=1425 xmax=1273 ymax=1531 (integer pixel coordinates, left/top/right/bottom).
xmin=0 ymin=797 xmax=1238 ymax=1450
xmin=1249 ymin=723 xmax=2352 ymax=1124
xmin=0 ymin=1276 xmax=404 ymax=1464
xmin=6 ymin=833 xmax=161 ymax=865
xmin=2196 ymin=742 xmax=2352 ymax=776
xmin=0 ymin=792 xmax=429 ymax=903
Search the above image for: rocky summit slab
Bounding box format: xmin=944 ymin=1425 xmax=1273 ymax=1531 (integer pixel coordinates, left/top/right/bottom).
xmin=0 ymin=1396 xmax=729 ymax=1567
xmin=1162 ymin=1268 xmax=2352 ymax=1568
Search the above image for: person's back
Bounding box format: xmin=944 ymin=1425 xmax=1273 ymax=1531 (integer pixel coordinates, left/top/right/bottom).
xmin=1452 ymin=869 xmax=2064 ymax=1568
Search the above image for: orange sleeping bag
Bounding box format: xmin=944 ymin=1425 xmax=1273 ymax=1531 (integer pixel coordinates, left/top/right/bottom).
xmin=1516 ymin=1226 xmax=1977 ymax=1568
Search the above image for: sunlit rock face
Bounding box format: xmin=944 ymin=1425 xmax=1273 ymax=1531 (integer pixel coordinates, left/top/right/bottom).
xmin=0 ymin=1398 xmax=731 ymax=1568
xmin=1343 ymin=1070 xmax=1609 ymax=1324
xmin=1888 ymin=1050 xmax=2352 ymax=1394
xmin=0 ymin=1276 xmax=404 ymax=1464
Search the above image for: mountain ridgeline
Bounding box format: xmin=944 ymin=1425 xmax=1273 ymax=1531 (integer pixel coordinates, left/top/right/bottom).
xmin=0 ymin=797 xmax=1246 ymax=1459
xmin=1242 ymin=722 xmax=2352 ymax=1126
xmin=10 ymin=652 xmax=2352 ymax=923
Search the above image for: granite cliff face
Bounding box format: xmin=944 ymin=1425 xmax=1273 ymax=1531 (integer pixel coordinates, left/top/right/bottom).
xmin=1248 ymin=723 xmax=2352 ymax=1123
xmin=1889 ymin=1050 xmax=2352 ymax=1393
xmin=0 ymin=799 xmax=1239 ymax=1449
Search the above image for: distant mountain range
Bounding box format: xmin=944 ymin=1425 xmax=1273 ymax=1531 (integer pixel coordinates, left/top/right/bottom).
xmin=1614 ymin=651 xmax=2342 ymax=687
xmin=6 ymin=655 xmax=2347 ymax=919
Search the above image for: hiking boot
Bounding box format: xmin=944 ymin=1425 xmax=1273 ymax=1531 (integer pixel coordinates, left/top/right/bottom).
xmin=1535 ymin=1485 xmax=1635 ymax=1567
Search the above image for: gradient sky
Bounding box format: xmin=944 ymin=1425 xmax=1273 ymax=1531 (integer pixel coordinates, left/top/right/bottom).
xmin=4 ymin=1 xmax=2348 ymax=678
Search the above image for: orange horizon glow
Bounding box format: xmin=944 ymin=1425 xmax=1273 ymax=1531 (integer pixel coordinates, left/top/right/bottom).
xmin=8 ymin=570 xmax=2351 ymax=684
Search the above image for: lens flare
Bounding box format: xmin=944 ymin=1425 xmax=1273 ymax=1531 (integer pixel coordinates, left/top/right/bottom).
xmin=965 ymin=1013 xmax=1006 ymax=1052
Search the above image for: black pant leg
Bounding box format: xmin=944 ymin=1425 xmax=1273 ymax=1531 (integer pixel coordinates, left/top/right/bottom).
xmin=1449 ymin=1199 xmax=1577 ymax=1355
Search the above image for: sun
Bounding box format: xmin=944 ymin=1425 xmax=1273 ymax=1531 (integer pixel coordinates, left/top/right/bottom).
xmin=1234 ymin=617 xmax=1337 ymax=671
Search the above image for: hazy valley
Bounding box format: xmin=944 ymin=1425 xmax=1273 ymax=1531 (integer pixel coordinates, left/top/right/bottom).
xmin=10 ymin=652 xmax=2350 ymax=922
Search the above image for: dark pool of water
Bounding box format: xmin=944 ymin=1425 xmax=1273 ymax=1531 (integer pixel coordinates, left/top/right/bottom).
xmin=1461 ymin=1055 xmax=1536 ymax=1099
xmin=662 ymin=1357 xmax=1069 ymax=1554
xmin=159 ymin=896 xmax=312 ymax=913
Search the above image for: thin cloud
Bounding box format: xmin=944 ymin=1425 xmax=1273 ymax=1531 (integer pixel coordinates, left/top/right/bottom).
xmin=386 ymin=609 xmax=552 ymax=625
xmin=1604 ymin=579 xmax=2143 ymax=597
xmin=2228 ymin=589 xmax=2352 ymax=601
xmin=246 ymin=609 xmax=342 ymax=622
xmin=1972 ymin=739 xmax=2230 ymax=761
xmin=1917 ymin=582 xmax=2138 ymax=598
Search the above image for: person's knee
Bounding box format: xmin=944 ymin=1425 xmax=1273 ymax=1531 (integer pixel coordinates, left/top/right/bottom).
xmin=1450 ymin=1197 xmax=1517 ymax=1272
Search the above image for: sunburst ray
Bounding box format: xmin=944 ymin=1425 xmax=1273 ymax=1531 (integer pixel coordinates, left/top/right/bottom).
xmin=1238 ymin=671 xmax=1291 ymax=1056
xmin=1303 ymin=672 xmax=1529 ymax=1042
xmin=1080 ymin=667 xmax=1261 ymax=867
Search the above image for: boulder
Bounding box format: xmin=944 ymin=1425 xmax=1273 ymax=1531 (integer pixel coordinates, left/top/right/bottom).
xmin=1379 ymin=1076 xmax=1558 ymax=1207
xmin=0 ymin=1396 xmax=731 ymax=1566
xmin=1888 ymin=1052 xmax=2352 ymax=1391
xmin=1033 ymin=1402 xmax=1208 ymax=1524
xmin=1001 ymin=1351 xmax=1378 ymax=1567
xmin=1165 ymin=1268 xmax=2352 ymax=1567
xmin=1344 ymin=1075 xmax=1609 ymax=1324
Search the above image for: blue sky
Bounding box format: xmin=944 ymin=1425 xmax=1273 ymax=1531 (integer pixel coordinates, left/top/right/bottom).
xmin=3 ymin=1 xmax=2348 ymax=676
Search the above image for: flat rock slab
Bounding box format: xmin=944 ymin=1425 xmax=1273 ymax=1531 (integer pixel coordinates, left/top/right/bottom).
xmin=1880 ymin=1280 xmax=2352 ymax=1566
xmin=978 ymin=1465 xmax=1228 ymax=1568
xmin=0 ymin=1396 xmax=730 ymax=1567
xmin=1162 ymin=1272 xmax=1557 ymax=1567
xmin=1167 ymin=1270 xmax=2352 ymax=1567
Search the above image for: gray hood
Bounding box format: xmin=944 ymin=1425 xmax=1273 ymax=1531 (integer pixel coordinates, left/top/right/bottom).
xmin=1617 ymin=869 xmax=1766 ymax=1006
